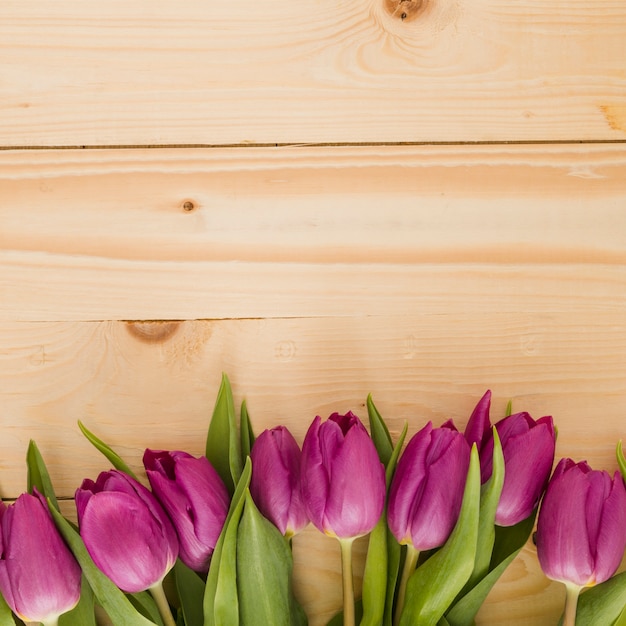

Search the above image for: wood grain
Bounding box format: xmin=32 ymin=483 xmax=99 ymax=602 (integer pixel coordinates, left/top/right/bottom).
xmin=2 ymin=316 xmax=625 ymax=624
xmin=1 ymin=0 xmax=625 ymax=145
xmin=1 ymin=144 xmax=626 ymax=321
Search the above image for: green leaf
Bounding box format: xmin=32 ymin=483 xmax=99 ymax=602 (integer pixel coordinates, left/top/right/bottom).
xmin=0 ymin=592 xmax=17 ymax=626
xmin=174 ymin=560 xmax=205 ymax=626
xmin=204 ymin=456 xmax=252 ymax=626
xmin=129 ymin=592 xmax=165 ymax=625
xmin=237 ymin=491 xmax=307 ymax=626
xmin=26 ymin=440 xmax=59 ymax=512
xmin=566 ymin=571 xmax=626 ymax=626
xmin=490 ymin=511 xmax=537 ymax=570
xmin=47 ymin=502 xmax=157 ymax=626
xmin=617 ymin=441 xmax=626 ymax=483
xmin=205 ymin=373 xmax=242 ymax=495
xmin=399 ymin=445 xmax=481 ymax=626
xmin=366 ymin=394 xmax=394 ymax=466
xmin=361 ymin=422 xmax=408 ymax=626
xmin=240 ymin=400 xmax=256 ymax=461
xmin=59 ymin=576 xmax=97 ymax=626
xmin=615 ymin=602 xmax=626 ymax=626
xmin=78 ymin=421 xmax=138 ymax=480
xmin=446 ymin=549 xmax=519 ymax=626
xmin=504 ymin=400 xmax=513 ymax=418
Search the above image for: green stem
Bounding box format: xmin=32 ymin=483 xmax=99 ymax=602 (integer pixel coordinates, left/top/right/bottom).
xmin=393 ymin=544 xmax=420 ymax=626
xmin=149 ymin=580 xmax=177 ymax=626
xmin=339 ymin=538 xmax=356 ymax=626
xmin=40 ymin=619 xmax=59 ymax=626
xmin=563 ymin=583 xmax=581 ymax=626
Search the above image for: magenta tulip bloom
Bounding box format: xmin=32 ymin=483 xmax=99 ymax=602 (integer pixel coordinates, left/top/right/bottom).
xmin=0 ymin=491 xmax=81 ymax=624
xmin=76 ymin=470 xmax=179 ymax=593
xmin=143 ymin=449 xmax=230 ymax=572
xmin=301 ymin=412 xmax=385 ymax=539
xmin=464 ymin=390 xmax=556 ymax=526
xmin=536 ymin=458 xmax=626 ymax=588
xmin=388 ymin=421 xmax=470 ymax=550
xmin=250 ymin=426 xmax=309 ymax=537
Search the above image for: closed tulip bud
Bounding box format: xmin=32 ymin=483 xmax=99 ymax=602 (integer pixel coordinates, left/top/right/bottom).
xmin=536 ymin=458 xmax=626 ymax=588
xmin=301 ymin=412 xmax=385 ymax=539
xmin=0 ymin=491 xmax=81 ymax=626
xmin=464 ymin=390 xmax=556 ymax=526
xmin=250 ymin=426 xmax=309 ymax=538
xmin=387 ymin=421 xmax=471 ymax=550
xmin=76 ymin=470 xmax=179 ymax=593
xmin=143 ymin=449 xmax=230 ymax=573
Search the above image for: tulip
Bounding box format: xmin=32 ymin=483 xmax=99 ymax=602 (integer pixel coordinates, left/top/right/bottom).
xmin=536 ymin=458 xmax=626 ymax=626
xmin=76 ymin=469 xmax=178 ymax=592
xmin=0 ymin=491 xmax=81 ymax=626
xmin=250 ymin=426 xmax=309 ymax=538
xmin=143 ymin=449 xmax=230 ymax=573
xmin=388 ymin=420 xmax=470 ymax=550
xmin=301 ymin=411 xmax=385 ymax=626
xmin=464 ymin=390 xmax=556 ymax=526
xmin=387 ymin=421 xmax=470 ymax=626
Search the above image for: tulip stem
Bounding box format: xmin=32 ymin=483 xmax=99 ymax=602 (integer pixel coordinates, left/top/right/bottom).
xmin=339 ymin=538 xmax=356 ymax=626
xmin=149 ymin=580 xmax=177 ymax=626
xmin=394 ymin=544 xmax=420 ymax=626
xmin=41 ymin=619 xmax=59 ymax=626
xmin=563 ymin=583 xmax=581 ymax=626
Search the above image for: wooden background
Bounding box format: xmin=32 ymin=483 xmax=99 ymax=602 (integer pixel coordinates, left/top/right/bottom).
xmin=1 ymin=1 xmax=626 ymax=624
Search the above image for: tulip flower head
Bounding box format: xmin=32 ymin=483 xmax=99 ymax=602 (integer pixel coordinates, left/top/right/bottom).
xmin=301 ymin=412 xmax=386 ymax=540
xmin=387 ymin=420 xmax=471 ymax=551
xmin=250 ymin=426 xmax=309 ymax=537
xmin=143 ymin=449 xmax=230 ymax=573
xmin=464 ymin=390 xmax=556 ymax=526
xmin=76 ymin=469 xmax=179 ymax=593
xmin=536 ymin=458 xmax=626 ymax=589
xmin=0 ymin=491 xmax=81 ymax=625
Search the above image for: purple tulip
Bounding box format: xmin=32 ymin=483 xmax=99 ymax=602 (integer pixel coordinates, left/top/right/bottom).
xmin=387 ymin=421 xmax=471 ymax=550
xmin=301 ymin=412 xmax=386 ymax=539
xmin=250 ymin=426 xmax=309 ymax=537
xmin=464 ymin=390 xmax=556 ymax=526
xmin=143 ymin=449 xmax=230 ymax=572
xmin=536 ymin=458 xmax=626 ymax=588
xmin=0 ymin=491 xmax=81 ymax=624
xmin=76 ymin=470 xmax=179 ymax=593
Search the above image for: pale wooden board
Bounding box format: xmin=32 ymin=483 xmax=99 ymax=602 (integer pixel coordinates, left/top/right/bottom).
xmin=1 ymin=144 xmax=626 ymax=321
xmin=1 ymin=1 xmax=625 ymax=145
xmin=2 ymin=316 xmax=625 ymax=624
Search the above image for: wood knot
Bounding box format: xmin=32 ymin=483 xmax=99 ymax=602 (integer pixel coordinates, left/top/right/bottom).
xmin=126 ymin=321 xmax=181 ymax=344
xmin=384 ymin=0 xmax=425 ymax=22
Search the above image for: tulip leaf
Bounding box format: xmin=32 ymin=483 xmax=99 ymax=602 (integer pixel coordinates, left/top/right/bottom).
xmin=617 ymin=441 xmax=626 ymax=483
xmin=129 ymin=592 xmax=165 ymax=625
xmin=237 ymin=490 xmax=307 ymax=626
xmin=59 ymin=576 xmax=97 ymax=626
xmin=490 ymin=511 xmax=537 ymax=570
xmin=504 ymin=400 xmax=513 ymax=418
xmin=366 ymin=394 xmax=393 ymax=466
xmin=205 ymin=373 xmax=242 ymax=495
xmin=0 ymin=593 xmax=16 ymax=626
xmin=77 ymin=421 xmax=138 ymax=480
xmin=240 ymin=400 xmax=256 ymax=461
xmin=562 ymin=571 xmax=626 ymax=626
xmin=26 ymin=440 xmax=60 ymax=512
xmin=327 ymin=600 xmax=364 ymax=626
xmin=398 ymin=445 xmax=481 ymax=626
xmin=361 ymin=421 xmax=408 ymax=626
xmin=174 ymin=559 xmax=205 ymax=626
xmin=204 ymin=456 xmax=252 ymax=626
xmin=47 ymin=502 xmax=157 ymax=626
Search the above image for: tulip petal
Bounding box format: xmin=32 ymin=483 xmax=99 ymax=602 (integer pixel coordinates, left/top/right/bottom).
xmin=80 ymin=491 xmax=176 ymax=593
xmin=464 ymin=390 xmax=491 ymax=450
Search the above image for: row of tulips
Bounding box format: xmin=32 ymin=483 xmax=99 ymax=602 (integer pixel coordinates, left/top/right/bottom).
xmin=1 ymin=375 xmax=626 ymax=626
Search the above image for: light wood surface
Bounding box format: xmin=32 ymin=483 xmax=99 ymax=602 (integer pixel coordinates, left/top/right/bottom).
xmin=1 ymin=0 xmax=626 ymax=623
xmin=1 ymin=1 xmax=626 ymax=145
xmin=2 ymin=145 xmax=625 ymax=321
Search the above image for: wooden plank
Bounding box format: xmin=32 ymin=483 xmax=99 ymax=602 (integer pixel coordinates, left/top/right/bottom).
xmin=0 ymin=1 xmax=625 ymax=145
xmin=1 ymin=144 xmax=626 ymax=321
xmin=2 ymin=316 xmax=625 ymax=624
